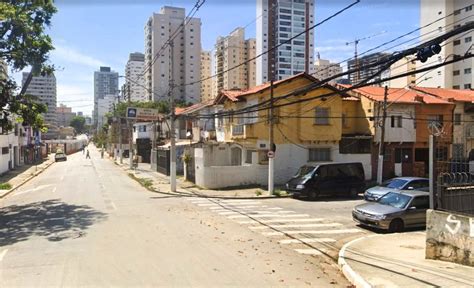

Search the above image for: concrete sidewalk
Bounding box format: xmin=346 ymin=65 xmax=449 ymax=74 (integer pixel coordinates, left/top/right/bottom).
xmin=0 ymin=157 xmax=55 ymax=199
xmin=107 ymin=152 xmax=284 ymax=199
xmin=338 ymin=231 xmax=474 ymax=287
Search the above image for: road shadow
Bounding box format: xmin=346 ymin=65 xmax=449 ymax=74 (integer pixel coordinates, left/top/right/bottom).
xmin=0 ymin=159 xmax=48 ymax=183
xmin=355 ymin=224 xmax=426 ymax=234
xmin=0 ymin=199 xmax=107 ymax=246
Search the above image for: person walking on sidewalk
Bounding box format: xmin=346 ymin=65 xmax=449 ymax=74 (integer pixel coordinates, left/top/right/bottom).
xmin=101 ymin=147 xmax=104 ymax=159
xmin=86 ymin=149 xmax=91 ymax=159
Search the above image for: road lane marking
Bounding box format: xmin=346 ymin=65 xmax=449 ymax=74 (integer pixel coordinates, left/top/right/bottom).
xmin=13 ymin=184 xmax=54 ymax=196
xmin=279 ymin=238 xmax=336 ymax=244
xmin=249 ymin=223 xmax=343 ymax=230
xmin=0 ymin=249 xmax=8 ymax=262
xmin=228 ymin=214 xmax=309 ymax=219
xmin=52 ymin=187 xmax=57 ymax=193
xmin=238 ymin=218 xmax=325 ymax=224
xmin=294 ymin=249 xmax=325 ymax=255
xmin=267 ymin=207 xmax=283 ymax=210
xmin=262 ymin=229 xmax=361 ymax=236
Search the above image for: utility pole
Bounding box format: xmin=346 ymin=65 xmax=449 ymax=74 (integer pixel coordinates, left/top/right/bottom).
xmin=128 ymin=84 xmax=134 ymax=169
xmin=377 ymin=86 xmax=388 ymax=184
xmin=169 ymin=41 xmax=177 ymax=192
xmin=268 ymin=80 xmax=274 ymax=196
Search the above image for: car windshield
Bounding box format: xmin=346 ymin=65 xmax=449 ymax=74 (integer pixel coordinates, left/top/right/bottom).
xmin=378 ymin=192 xmax=412 ymax=209
xmin=294 ymin=166 xmax=316 ymax=178
xmin=381 ymin=179 xmax=408 ymax=189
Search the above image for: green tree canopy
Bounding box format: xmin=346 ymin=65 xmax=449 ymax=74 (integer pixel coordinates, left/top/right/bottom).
xmin=0 ymin=0 xmax=57 ymax=131
xmin=70 ymin=116 xmax=86 ymax=134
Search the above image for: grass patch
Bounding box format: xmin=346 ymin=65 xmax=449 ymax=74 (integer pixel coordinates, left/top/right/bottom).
xmin=255 ymin=190 xmax=262 ymax=196
xmin=128 ymin=173 xmax=154 ymax=191
xmin=0 ymin=182 xmax=12 ymax=190
xmin=273 ymin=189 xmax=288 ymax=197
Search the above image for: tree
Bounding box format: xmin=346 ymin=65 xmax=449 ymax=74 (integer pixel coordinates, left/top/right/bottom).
xmin=0 ymin=0 xmax=57 ymax=131
xmin=70 ymin=116 xmax=86 ymax=134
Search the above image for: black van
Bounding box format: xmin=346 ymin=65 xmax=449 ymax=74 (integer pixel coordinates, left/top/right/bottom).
xmin=286 ymin=162 xmax=365 ymax=200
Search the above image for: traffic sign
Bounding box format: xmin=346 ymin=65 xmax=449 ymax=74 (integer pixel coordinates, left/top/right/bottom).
xmin=267 ymin=150 xmax=275 ymax=158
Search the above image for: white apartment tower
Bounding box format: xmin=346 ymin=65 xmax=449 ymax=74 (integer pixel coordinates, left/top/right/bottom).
xmin=125 ymin=52 xmax=146 ymax=102
xmin=214 ymin=27 xmax=256 ymax=94
xmin=200 ymin=51 xmax=213 ymax=102
xmin=22 ymin=72 xmax=57 ymax=127
xmin=256 ymin=0 xmax=315 ymax=85
xmin=144 ymin=6 xmax=201 ymax=103
xmin=419 ymin=0 xmax=473 ymax=89
xmin=94 ymin=66 xmax=118 ymax=125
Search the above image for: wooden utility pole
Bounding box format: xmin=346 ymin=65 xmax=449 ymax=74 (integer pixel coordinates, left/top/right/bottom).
xmin=128 ymin=84 xmax=134 ymax=169
xmin=377 ymin=86 xmax=388 ymax=184
xmin=268 ymin=80 xmax=274 ymax=195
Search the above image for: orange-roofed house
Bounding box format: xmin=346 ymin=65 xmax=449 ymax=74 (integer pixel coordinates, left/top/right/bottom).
xmin=347 ymin=86 xmax=454 ymax=179
xmin=412 ymin=87 xmax=474 ymax=160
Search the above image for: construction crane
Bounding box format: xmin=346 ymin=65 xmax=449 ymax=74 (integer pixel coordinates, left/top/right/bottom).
xmin=346 ymin=31 xmax=387 ymax=83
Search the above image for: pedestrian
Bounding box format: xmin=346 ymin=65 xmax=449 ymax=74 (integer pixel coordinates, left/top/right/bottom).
xmin=101 ymin=147 xmax=104 ymax=159
xmin=86 ymin=149 xmax=91 ymax=159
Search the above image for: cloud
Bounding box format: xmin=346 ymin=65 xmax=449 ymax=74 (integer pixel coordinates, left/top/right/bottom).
xmin=52 ymin=44 xmax=106 ymax=68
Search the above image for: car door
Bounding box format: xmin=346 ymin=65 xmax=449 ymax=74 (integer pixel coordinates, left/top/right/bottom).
xmin=404 ymin=195 xmax=429 ymax=227
xmin=406 ymin=179 xmax=429 ymax=191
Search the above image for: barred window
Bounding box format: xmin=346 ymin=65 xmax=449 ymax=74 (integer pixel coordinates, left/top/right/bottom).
xmin=309 ymin=148 xmax=331 ymax=162
xmin=315 ymin=107 xmax=330 ymax=125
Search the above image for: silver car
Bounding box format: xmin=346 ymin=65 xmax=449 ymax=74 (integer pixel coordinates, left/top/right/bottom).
xmin=364 ymin=177 xmax=429 ymax=201
xmin=352 ymin=190 xmax=429 ymax=232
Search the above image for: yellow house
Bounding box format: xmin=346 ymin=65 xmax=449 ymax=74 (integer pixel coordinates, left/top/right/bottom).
xmin=197 ymin=73 xmax=373 ymax=187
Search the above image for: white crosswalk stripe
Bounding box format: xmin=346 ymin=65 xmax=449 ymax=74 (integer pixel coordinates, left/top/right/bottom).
xmin=248 ymin=223 xmax=343 ymax=230
xmin=228 ymin=214 xmax=309 ymax=219
xmin=294 ymin=249 xmax=326 ymax=255
xmin=262 ymin=228 xmax=361 ymax=236
xmin=237 ymin=218 xmax=325 ymax=224
xmin=279 ymin=238 xmax=336 ymax=244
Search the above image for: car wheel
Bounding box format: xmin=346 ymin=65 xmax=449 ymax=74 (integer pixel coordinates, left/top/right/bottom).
xmin=308 ymin=190 xmax=319 ymax=201
xmin=389 ymin=219 xmax=404 ymax=233
xmin=349 ymin=187 xmax=359 ymax=198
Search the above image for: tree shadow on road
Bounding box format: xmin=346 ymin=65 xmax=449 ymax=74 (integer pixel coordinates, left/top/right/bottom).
xmin=0 ymin=199 xmax=107 ymax=246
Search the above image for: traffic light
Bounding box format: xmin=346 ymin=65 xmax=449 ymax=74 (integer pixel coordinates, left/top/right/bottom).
xmin=416 ymin=44 xmax=442 ymax=63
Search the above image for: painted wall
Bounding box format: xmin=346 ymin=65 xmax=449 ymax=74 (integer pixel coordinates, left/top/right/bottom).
xmin=341 ymin=99 xmax=371 ymax=135
xmin=415 ymin=103 xmax=454 ymax=143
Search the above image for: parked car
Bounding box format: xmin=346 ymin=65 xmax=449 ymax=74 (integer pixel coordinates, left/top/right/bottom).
xmin=55 ymin=152 xmax=67 ymax=162
xmin=286 ymin=162 xmax=365 ymax=200
xmin=364 ymin=177 xmax=429 ymax=201
xmin=352 ymin=190 xmax=429 ymax=232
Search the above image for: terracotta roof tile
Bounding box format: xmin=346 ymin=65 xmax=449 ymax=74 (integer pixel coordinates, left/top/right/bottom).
xmin=412 ymin=87 xmax=474 ymax=103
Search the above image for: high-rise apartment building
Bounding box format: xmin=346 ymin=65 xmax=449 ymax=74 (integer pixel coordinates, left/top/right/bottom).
xmin=387 ymin=56 xmax=417 ymax=88
xmin=125 ymin=52 xmax=146 ymax=102
xmin=256 ymin=0 xmax=315 ymax=85
xmin=94 ymin=66 xmax=118 ymax=125
xmin=313 ymin=55 xmax=342 ymax=83
xmin=144 ymin=6 xmax=201 ymax=103
xmin=56 ymin=104 xmax=76 ymax=127
xmin=419 ymin=1 xmax=473 ymax=89
xmin=347 ymin=52 xmax=391 ymax=85
xmin=22 ymin=72 xmax=57 ymax=127
xmin=97 ymin=94 xmax=116 ymax=130
xmin=214 ymin=27 xmax=256 ymax=94
xmin=200 ymin=51 xmax=213 ymax=102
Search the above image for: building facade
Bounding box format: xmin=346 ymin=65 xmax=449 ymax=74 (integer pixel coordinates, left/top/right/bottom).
xmin=97 ymin=94 xmax=116 ymax=130
xmin=214 ymin=28 xmax=256 ymax=95
xmin=22 ymin=72 xmax=57 ymax=128
xmin=419 ymin=0 xmax=473 ymax=89
xmin=56 ymin=104 xmax=76 ymax=127
xmin=387 ymin=56 xmax=417 ymax=88
xmin=94 ymin=66 xmax=118 ymax=125
xmin=314 ymin=56 xmax=342 ymax=83
xmin=256 ymin=0 xmax=315 ymax=84
xmin=144 ymin=6 xmax=201 ymax=103
xmin=200 ymin=51 xmax=213 ymax=102
xmin=125 ymin=52 xmax=146 ymax=102
xmin=347 ymin=52 xmax=391 ymax=85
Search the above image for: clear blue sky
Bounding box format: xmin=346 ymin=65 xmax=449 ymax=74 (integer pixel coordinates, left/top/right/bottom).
xmin=12 ymin=0 xmax=419 ymax=115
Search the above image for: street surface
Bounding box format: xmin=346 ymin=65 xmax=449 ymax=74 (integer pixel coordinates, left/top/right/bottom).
xmin=0 ymin=147 xmax=363 ymax=287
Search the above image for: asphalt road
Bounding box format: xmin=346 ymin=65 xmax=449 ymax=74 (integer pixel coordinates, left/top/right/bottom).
xmin=0 ymin=147 xmax=351 ymax=287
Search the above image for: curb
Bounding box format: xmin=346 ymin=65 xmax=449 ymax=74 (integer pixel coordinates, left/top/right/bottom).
xmin=0 ymin=160 xmax=55 ymax=200
xmin=338 ymin=235 xmax=375 ymax=288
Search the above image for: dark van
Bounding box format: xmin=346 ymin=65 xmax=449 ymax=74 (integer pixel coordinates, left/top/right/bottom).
xmin=286 ymin=162 xmax=365 ymax=200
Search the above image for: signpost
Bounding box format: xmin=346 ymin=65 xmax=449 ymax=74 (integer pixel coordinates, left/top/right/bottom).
xmin=126 ymin=107 xmax=161 ymax=121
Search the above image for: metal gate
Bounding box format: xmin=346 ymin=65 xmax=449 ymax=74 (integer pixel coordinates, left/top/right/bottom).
xmin=437 ymin=171 xmax=474 ymax=216
xmin=151 ymin=148 xmax=170 ymax=176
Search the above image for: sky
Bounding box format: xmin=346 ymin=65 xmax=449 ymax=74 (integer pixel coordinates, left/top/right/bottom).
xmin=11 ymin=0 xmax=419 ymax=116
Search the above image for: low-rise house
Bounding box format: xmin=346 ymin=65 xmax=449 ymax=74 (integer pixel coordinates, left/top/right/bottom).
xmin=193 ymin=73 xmax=372 ymax=189
xmin=347 ymin=86 xmax=454 ymax=179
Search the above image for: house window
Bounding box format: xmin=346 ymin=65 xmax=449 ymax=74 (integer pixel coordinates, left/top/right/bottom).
xmin=465 ymin=83 xmax=472 ymax=89
xmin=454 ymin=39 xmax=461 ymax=46
xmin=391 ymin=115 xmax=402 ymax=128
xmin=342 ymin=113 xmax=348 ymax=127
xmin=428 ymin=115 xmax=443 ymax=127
xmin=245 ymin=150 xmax=255 ymax=164
xmin=339 ymin=138 xmax=371 ymax=154
xmin=309 ymin=148 xmax=331 ymax=162
xmin=465 ymin=68 xmax=472 ymax=74
xmin=314 ymin=107 xmax=330 ymax=125
xmin=454 ymin=113 xmax=462 ymax=125
xmin=466 ymin=36 xmax=472 ymax=43
xmin=453 ymin=144 xmax=464 ymax=160
xmin=453 ymin=70 xmax=460 ymax=76
xmin=1 ymin=147 xmax=8 ymax=154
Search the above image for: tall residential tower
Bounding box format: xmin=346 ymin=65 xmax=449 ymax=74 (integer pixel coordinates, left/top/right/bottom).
xmin=94 ymin=66 xmax=118 ymax=125
xmin=256 ymin=0 xmax=315 ymax=84
xmin=125 ymin=52 xmax=146 ymax=102
xmin=144 ymin=6 xmax=201 ymax=103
